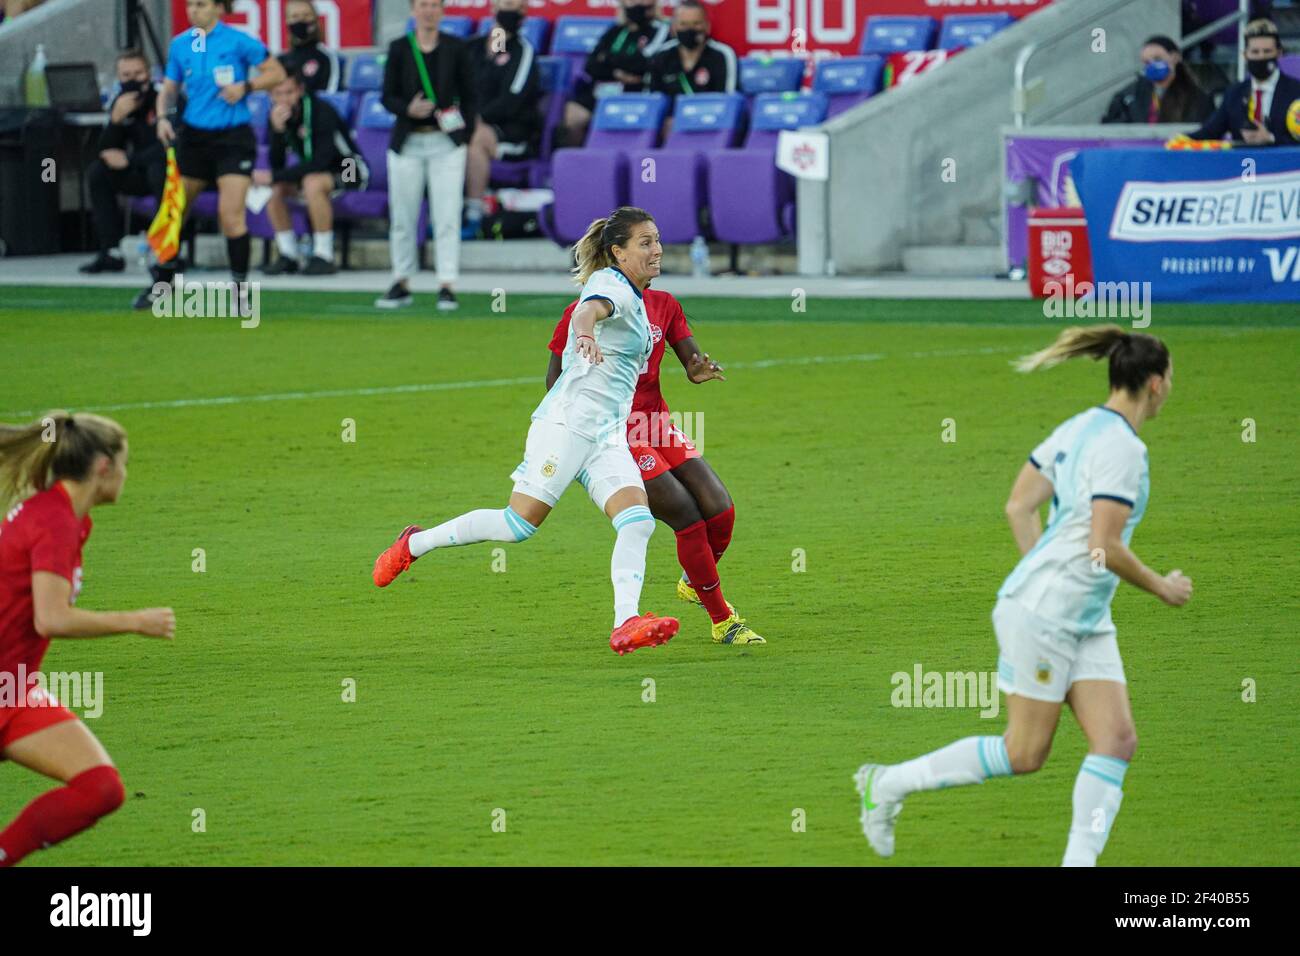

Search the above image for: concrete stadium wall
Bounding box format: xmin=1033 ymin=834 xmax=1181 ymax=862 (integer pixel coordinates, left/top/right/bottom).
xmin=0 ymin=0 xmax=172 ymax=106
xmin=798 ymin=0 xmax=1180 ymax=276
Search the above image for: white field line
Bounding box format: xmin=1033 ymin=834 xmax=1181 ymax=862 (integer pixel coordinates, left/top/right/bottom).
xmin=1 ymin=346 xmax=1018 ymax=418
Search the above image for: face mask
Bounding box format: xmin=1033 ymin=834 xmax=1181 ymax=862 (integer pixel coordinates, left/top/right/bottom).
xmin=289 ymin=20 xmax=316 ymax=42
xmin=1142 ymin=60 xmax=1171 ymax=83
xmin=119 ymin=78 xmax=146 ymax=94
xmin=495 ymin=10 xmax=523 ymax=33
xmin=677 ymin=29 xmax=703 ymax=50
xmin=625 ymin=4 xmax=651 ymax=26
xmin=1247 ymin=56 xmax=1277 ymax=81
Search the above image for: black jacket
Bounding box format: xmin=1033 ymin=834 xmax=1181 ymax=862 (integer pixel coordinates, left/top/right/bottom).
xmin=280 ymin=42 xmax=342 ymax=93
xmin=1102 ymin=75 xmax=1214 ymax=125
xmin=585 ymin=19 xmax=671 ymax=91
xmin=1192 ymin=73 xmax=1300 ymax=145
xmin=381 ymin=32 xmax=478 ymax=151
xmin=269 ymin=92 xmax=367 ymax=185
xmin=648 ymin=39 xmax=739 ymax=101
xmin=98 ymin=86 xmax=163 ymax=165
xmin=466 ymin=30 xmax=541 ymax=140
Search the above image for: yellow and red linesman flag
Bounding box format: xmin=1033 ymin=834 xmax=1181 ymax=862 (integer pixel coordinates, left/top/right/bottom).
xmin=146 ymin=147 xmax=186 ymax=263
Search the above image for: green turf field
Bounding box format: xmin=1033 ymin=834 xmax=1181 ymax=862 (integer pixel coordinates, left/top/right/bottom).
xmin=1 ymin=285 xmax=1296 ymax=866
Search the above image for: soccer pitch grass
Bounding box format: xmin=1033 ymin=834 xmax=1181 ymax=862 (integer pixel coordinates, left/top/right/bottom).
xmin=1 ymin=285 xmax=1296 ymax=866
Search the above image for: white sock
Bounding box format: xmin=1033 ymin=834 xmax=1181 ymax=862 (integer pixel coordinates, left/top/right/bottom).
xmin=313 ymin=231 xmax=334 ymax=260
xmin=275 ymin=230 xmax=297 ymax=258
xmin=1062 ymin=754 xmax=1127 ymax=867
xmin=876 ymin=736 xmax=1013 ymax=803
xmin=610 ymin=505 xmax=654 ymax=627
xmin=409 ymin=507 xmax=537 ymax=557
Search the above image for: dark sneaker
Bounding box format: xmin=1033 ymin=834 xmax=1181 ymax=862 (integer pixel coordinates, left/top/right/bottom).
xmin=436 ymin=287 xmax=458 ymax=311
xmin=302 ymin=255 xmax=337 ymax=276
xmin=79 ymin=251 xmax=125 ymax=274
xmin=263 ymin=256 xmax=299 ymax=275
xmin=375 ymin=282 xmax=413 ymax=309
xmin=133 ymin=263 xmax=176 ymax=310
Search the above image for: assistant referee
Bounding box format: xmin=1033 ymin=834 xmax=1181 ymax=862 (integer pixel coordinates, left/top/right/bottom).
xmin=137 ymin=0 xmax=285 ymax=311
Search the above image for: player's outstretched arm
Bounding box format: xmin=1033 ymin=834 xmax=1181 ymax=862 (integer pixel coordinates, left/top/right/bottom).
xmin=671 ymin=336 xmax=725 ymax=383
xmin=1004 ymin=461 xmax=1053 ymax=555
xmin=1088 ymin=499 xmax=1192 ymax=606
xmin=571 ymin=298 xmax=612 ymax=365
xmin=31 ymin=572 xmax=175 ymax=640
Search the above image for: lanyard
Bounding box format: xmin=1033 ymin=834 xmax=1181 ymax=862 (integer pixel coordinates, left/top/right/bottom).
xmin=301 ymin=96 xmax=312 ymax=161
xmin=611 ymin=28 xmax=630 ymax=55
xmin=407 ymin=31 xmax=438 ymax=107
xmin=678 ymin=72 xmax=692 ymax=95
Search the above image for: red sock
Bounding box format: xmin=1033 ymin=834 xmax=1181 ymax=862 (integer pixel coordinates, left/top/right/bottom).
xmin=705 ymin=505 xmax=735 ymax=564
xmin=0 ymin=765 xmax=124 ymax=867
xmin=675 ymin=520 xmax=730 ymax=624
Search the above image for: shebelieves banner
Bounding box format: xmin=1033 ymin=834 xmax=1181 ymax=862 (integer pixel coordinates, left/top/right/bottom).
xmin=1073 ymin=148 xmax=1300 ymax=303
xmin=169 ymin=0 xmax=374 ymax=54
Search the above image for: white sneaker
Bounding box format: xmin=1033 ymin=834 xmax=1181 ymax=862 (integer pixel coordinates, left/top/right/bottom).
xmin=854 ymin=763 xmax=903 ymax=858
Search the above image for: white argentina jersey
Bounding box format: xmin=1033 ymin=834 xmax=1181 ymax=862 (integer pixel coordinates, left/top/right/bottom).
xmin=531 ymin=267 xmax=653 ymax=443
xmin=998 ymin=406 xmax=1150 ymax=635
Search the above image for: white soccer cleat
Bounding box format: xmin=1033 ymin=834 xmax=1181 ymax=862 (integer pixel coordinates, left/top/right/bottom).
xmin=854 ymin=763 xmax=903 ymax=859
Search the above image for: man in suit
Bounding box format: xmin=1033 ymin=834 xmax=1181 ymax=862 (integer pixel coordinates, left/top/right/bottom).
xmin=1191 ymin=19 xmax=1300 ymax=146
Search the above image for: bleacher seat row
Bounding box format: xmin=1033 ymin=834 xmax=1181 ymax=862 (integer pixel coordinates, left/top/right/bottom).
xmin=123 ymin=12 xmax=1015 ymax=256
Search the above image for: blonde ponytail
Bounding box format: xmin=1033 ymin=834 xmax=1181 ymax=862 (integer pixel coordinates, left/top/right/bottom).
xmin=571 ymin=217 xmax=614 ymax=286
xmin=1015 ymin=325 xmax=1129 ymax=372
xmin=0 ymin=411 xmax=126 ymax=509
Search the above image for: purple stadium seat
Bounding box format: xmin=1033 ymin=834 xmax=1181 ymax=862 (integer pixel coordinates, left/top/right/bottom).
xmin=548 ymin=93 xmax=668 ymax=243
xmin=739 ymin=57 xmax=805 ymax=95
xmin=860 ymin=16 xmax=937 ymax=55
xmin=628 ymin=93 xmax=745 ymax=243
xmin=347 ymin=52 xmax=384 ymax=91
xmin=937 ymin=13 xmax=1013 ymax=50
xmin=707 ymin=92 xmax=827 ymax=244
xmin=490 ymin=56 xmax=570 ymax=189
xmin=334 ymin=91 xmax=392 ymax=222
xmin=318 ymin=90 xmax=352 ymax=124
xmin=551 ymin=16 xmax=615 ymax=95
xmin=1282 ymin=54 xmax=1300 ymax=81
xmin=813 ymin=56 xmax=883 ymax=118
xmin=477 ymin=15 xmax=551 ymax=52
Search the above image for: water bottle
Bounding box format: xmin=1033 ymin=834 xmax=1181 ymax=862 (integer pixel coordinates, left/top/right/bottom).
xmin=25 ymin=44 xmax=49 ymax=107
xmin=136 ymin=236 xmax=150 ymax=271
xmin=689 ymin=235 xmax=710 ymax=278
xmin=298 ymin=234 xmax=312 ymax=262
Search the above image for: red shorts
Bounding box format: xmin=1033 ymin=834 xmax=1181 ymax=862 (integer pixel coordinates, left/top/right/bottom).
xmin=0 ymin=689 xmax=78 ymax=755
xmin=628 ymin=422 xmax=701 ymax=481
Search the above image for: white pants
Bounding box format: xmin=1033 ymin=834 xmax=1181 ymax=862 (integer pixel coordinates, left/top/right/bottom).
xmin=387 ymin=131 xmax=466 ymax=285
xmin=993 ymin=598 xmax=1126 ymax=703
xmin=510 ymin=418 xmax=644 ymax=511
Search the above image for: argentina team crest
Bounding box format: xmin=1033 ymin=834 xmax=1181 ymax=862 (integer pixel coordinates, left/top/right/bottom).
xmin=541 ymin=454 xmax=559 ymax=478
xmin=1288 ymin=99 xmax=1300 ymax=140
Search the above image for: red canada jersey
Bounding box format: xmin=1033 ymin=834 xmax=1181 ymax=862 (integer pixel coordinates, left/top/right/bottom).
xmin=549 ymin=287 xmax=692 ymax=419
xmin=0 ymin=483 xmax=91 ymax=678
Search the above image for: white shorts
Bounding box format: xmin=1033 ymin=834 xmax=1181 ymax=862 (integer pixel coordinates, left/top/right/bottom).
xmin=509 ymin=418 xmax=644 ymax=511
xmin=993 ymin=597 xmax=1126 ymax=704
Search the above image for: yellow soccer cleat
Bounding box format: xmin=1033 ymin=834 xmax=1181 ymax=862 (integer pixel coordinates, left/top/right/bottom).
xmin=676 ymin=577 xmax=703 ymax=606
xmin=711 ymin=611 xmax=766 ymax=646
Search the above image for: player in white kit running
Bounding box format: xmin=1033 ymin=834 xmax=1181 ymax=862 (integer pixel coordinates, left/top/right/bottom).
xmin=371 ymin=207 xmax=680 ymax=656
xmin=855 ymin=325 xmax=1193 ymax=866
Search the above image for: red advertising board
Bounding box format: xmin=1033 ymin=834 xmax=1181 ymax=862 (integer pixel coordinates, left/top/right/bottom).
xmin=169 ymin=0 xmax=374 ymax=54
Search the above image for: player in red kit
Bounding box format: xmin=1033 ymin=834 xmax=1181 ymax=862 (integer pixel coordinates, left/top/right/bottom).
xmin=0 ymin=412 xmax=174 ymax=866
xmin=547 ymin=289 xmax=765 ymax=645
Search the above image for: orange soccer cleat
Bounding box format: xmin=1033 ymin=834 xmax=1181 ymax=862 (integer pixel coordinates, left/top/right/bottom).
xmin=609 ymin=613 xmax=679 ymax=655
xmin=372 ymin=525 xmax=422 ymax=588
